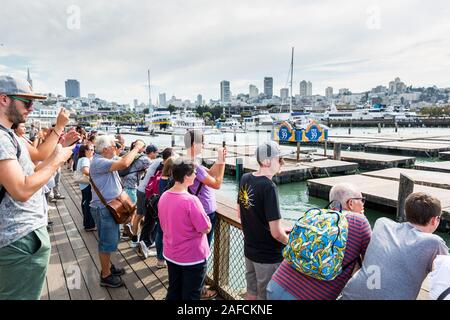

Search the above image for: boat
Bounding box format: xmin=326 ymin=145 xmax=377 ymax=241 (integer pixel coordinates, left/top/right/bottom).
xmin=171 ymin=110 xmax=212 ymax=133
xmin=144 ymin=107 xmax=172 ymax=130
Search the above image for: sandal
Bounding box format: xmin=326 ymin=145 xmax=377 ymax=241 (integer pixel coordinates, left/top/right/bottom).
xmin=201 ymin=288 xmax=218 ymax=300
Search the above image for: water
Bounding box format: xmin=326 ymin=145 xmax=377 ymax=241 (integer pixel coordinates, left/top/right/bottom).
xmin=118 ymin=126 xmax=450 ymax=246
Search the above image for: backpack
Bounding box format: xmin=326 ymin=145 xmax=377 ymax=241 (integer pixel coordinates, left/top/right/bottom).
xmin=282 ymin=207 xmax=350 ymax=281
xmin=145 ymin=164 xmax=164 ymax=199
xmin=0 ymin=126 xmax=22 ymax=205
xmin=146 ymin=177 xmax=175 ymax=219
xmin=118 ymin=154 xmax=146 ymax=177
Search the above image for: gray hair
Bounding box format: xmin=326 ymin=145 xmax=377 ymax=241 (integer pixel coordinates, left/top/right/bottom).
xmin=95 ymin=134 xmax=116 ymax=154
xmin=329 ymin=183 xmax=361 ymax=209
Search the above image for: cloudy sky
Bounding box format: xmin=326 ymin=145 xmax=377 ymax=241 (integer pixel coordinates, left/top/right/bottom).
xmin=1 ymin=0 xmax=449 ymax=105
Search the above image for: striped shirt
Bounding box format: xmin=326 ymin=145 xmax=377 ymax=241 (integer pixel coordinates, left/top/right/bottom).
xmin=271 ymin=212 xmax=372 ymax=300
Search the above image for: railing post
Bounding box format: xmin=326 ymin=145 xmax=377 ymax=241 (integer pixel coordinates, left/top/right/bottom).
xmin=333 ymin=142 xmax=341 ymax=160
xmin=171 ymin=134 xmax=175 ymax=147
xmin=324 ymin=141 xmax=327 ymax=157
xmin=378 ymin=123 xmax=381 ymax=133
xmin=397 ymin=174 xmax=414 ymax=222
xmin=213 ymin=217 xmax=230 ymax=290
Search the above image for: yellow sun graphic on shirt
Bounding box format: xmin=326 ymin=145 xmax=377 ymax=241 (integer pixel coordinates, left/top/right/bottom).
xmin=239 ymin=184 xmax=254 ymax=210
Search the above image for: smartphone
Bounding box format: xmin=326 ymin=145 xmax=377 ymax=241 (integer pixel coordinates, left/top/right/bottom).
xmin=69 ymin=139 xmax=81 ymax=147
xmin=222 ymin=141 xmax=226 ymax=148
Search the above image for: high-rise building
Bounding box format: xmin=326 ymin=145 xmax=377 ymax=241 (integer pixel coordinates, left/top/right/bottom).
xmin=197 ymin=94 xmax=203 ymax=106
xmin=280 ymin=88 xmax=289 ymax=101
xmin=325 ymin=87 xmax=333 ymax=98
xmin=65 ymin=79 xmax=80 ymax=98
xmin=300 ymin=80 xmax=308 ymax=97
xmin=159 ymin=93 xmax=167 ymax=107
xmin=264 ymin=77 xmax=273 ymax=98
xmin=220 ymin=80 xmax=231 ymax=103
xmin=249 ymin=84 xmax=259 ymax=98
xmin=307 ymin=81 xmax=312 ymax=96
xmin=133 ymin=99 xmax=138 ymax=108
xmin=389 ymin=77 xmax=406 ymax=94
xmin=339 ymin=88 xmax=350 ymax=95
xmin=27 ymin=68 xmax=33 ymax=88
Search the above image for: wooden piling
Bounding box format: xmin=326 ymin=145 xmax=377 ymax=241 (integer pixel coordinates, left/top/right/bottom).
xmin=333 ymin=142 xmax=342 ymax=160
xmin=396 ymin=173 xmax=414 ymax=222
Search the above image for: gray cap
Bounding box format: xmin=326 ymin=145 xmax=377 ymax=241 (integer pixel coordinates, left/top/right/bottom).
xmin=256 ymin=141 xmax=290 ymax=164
xmin=145 ymin=143 xmax=158 ymax=154
xmin=0 ymin=75 xmax=46 ymax=100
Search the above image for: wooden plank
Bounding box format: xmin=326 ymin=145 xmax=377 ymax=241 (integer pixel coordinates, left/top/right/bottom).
xmin=315 ymin=151 xmax=415 ymax=169
xmin=58 ymin=182 xmax=132 ymax=300
xmin=40 ymin=278 xmax=50 ymax=300
xmin=61 ymin=178 xmax=166 ymax=300
xmin=51 ymin=204 xmax=92 ymax=300
xmin=46 ymin=213 xmax=71 ymax=300
xmin=415 ymin=161 xmax=450 ymax=173
xmin=365 ymin=141 xmax=450 ymax=156
xmin=362 ymin=168 xmax=450 ymax=190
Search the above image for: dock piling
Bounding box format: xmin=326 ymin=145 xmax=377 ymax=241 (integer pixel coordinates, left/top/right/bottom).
xmin=396 ymin=173 xmax=414 ymax=222
xmin=296 ymin=142 xmax=301 ymax=162
xmin=333 ymin=143 xmax=342 ymax=160
xmin=171 ymin=134 xmax=175 ymax=147
xmin=378 ymin=123 xmax=381 ymax=133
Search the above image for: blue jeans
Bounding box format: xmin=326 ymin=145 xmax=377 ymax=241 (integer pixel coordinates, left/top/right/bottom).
xmin=166 ymin=260 xmax=207 ymax=300
xmin=266 ymin=280 xmax=297 ymax=300
xmin=90 ymin=207 xmax=120 ymax=253
xmin=81 ymin=185 xmax=95 ymax=229
xmin=155 ymin=222 xmax=164 ymax=261
xmin=206 ymin=212 xmax=217 ymax=247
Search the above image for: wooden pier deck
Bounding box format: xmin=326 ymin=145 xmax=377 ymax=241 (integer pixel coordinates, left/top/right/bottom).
xmin=41 ymin=170 xmax=170 ymax=300
xmin=362 ymin=168 xmax=450 ymax=190
xmin=314 ymin=151 xmax=415 ymax=170
xmin=307 ymin=175 xmax=450 ymax=215
xmin=415 ymin=161 xmax=450 ymax=173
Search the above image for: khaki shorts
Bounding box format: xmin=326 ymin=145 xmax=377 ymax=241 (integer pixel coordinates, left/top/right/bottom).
xmin=245 ymin=257 xmax=281 ymax=300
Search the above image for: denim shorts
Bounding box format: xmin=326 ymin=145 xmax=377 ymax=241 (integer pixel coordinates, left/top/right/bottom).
xmin=125 ymin=188 xmax=137 ymax=204
xmin=266 ymin=279 xmax=297 ymax=300
xmin=90 ymin=207 xmax=120 ymax=253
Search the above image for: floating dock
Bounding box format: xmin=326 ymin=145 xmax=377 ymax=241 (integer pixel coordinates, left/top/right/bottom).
xmin=439 ymin=152 xmax=450 ymax=160
xmin=307 ymin=175 xmax=450 ymax=215
xmin=314 ymin=151 xmax=415 ymax=170
xmin=362 ymin=168 xmax=450 ymax=190
xmin=414 ymin=161 xmax=450 ymax=173
xmin=364 ymin=141 xmax=450 ymax=157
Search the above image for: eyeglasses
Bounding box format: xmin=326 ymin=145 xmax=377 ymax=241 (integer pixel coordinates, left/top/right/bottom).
xmin=8 ymin=96 xmax=33 ymax=109
xmin=349 ymin=197 xmax=366 ymax=204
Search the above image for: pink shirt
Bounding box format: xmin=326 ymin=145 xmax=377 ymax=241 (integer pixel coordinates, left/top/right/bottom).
xmin=158 ymin=191 xmax=211 ymax=265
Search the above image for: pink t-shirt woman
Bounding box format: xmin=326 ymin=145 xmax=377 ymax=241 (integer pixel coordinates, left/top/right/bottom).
xmin=158 ymin=191 xmax=211 ymax=265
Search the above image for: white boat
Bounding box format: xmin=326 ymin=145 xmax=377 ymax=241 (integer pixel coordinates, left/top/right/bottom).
xmin=145 ymin=107 xmax=172 ymax=130
xmin=172 ymin=110 xmax=213 ymax=133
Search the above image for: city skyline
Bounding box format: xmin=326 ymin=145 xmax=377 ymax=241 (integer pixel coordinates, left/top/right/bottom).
xmin=1 ymin=0 xmax=449 ymax=105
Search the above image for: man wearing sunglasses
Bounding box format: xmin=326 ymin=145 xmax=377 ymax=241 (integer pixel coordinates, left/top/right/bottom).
xmin=0 ymin=75 xmax=75 ymax=300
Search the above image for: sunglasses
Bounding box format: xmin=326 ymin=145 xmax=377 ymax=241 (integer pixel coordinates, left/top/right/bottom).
xmin=349 ymin=197 xmax=366 ymax=204
xmin=9 ymin=96 xmax=33 ymax=109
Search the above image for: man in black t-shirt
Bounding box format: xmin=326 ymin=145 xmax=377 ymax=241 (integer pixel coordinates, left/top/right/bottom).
xmin=237 ymin=141 xmax=290 ymax=300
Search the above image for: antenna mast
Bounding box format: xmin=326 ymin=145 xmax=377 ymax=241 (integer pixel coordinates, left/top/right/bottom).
xmin=148 ymin=69 xmax=152 ymax=109
xmin=290 ymin=47 xmax=294 ymax=117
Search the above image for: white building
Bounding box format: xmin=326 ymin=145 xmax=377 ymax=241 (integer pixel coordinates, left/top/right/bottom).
xmin=159 ymin=93 xmax=167 ymax=107
xmin=325 ymin=87 xmax=333 ymax=99
xmin=249 ymin=84 xmax=259 ymax=98
xmin=221 ymin=80 xmax=231 ymax=103
xmin=280 ymin=88 xmax=289 ymax=101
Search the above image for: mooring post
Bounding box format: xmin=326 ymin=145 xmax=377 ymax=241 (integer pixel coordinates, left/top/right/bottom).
xmin=378 ymin=123 xmax=381 ymax=133
xmin=236 ymin=158 xmax=243 ymax=184
xmin=296 ymin=141 xmax=301 ymax=162
xmin=171 ymin=134 xmax=175 ymax=147
xmin=333 ymin=142 xmax=342 ymax=160
xmin=396 ymin=174 xmax=414 ymax=222
xmin=324 ymin=141 xmax=328 ymax=157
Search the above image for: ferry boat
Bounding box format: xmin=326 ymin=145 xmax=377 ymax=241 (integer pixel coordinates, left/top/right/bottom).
xmin=171 ymin=110 xmax=212 ymax=133
xmin=144 ymin=107 xmax=172 ymax=130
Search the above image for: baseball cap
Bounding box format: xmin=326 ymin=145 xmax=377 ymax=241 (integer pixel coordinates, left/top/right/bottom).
xmin=0 ymin=75 xmax=47 ymax=100
xmin=145 ymin=144 xmax=158 ymax=154
xmin=255 ymin=141 xmax=291 ymax=164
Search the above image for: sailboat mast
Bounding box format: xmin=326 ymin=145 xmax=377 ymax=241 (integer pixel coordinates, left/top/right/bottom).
xmin=148 ymin=69 xmax=152 ymax=109
xmin=290 ymin=47 xmax=294 ymax=116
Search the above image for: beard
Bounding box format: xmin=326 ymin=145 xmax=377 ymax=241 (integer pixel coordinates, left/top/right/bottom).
xmin=5 ymin=100 xmax=27 ymax=124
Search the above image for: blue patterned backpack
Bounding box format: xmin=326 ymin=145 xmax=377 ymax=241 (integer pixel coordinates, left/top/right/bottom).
xmin=282 ymin=207 xmax=349 ymax=281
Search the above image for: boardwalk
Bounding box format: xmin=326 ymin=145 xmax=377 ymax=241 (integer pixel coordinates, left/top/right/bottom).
xmin=41 ymin=169 xmax=169 ymax=300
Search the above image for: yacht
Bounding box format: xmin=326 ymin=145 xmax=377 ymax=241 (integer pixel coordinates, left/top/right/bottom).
xmin=144 ymin=107 xmax=172 ymax=130
xmin=172 ymin=110 xmax=212 ymax=133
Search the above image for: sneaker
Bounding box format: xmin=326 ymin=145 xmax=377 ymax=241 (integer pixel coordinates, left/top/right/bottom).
xmin=100 ymin=274 xmax=124 ymax=288
xmin=110 ymin=264 xmax=125 ymax=276
xmin=156 ymin=260 xmax=166 ymax=269
xmin=121 ymin=233 xmax=131 ymax=241
xmin=200 ymin=288 xmax=218 ymax=300
xmin=138 ymin=241 xmax=149 ymax=259
xmin=123 ymin=223 xmax=134 ymax=239
xmin=147 ymin=248 xmax=157 ymax=257
xmin=149 ymin=242 xmax=156 ymax=249
xmin=84 ymin=227 xmax=97 ymax=232
xmin=54 ymin=194 xmax=66 ymax=200
xmin=130 ymin=240 xmax=140 ymax=248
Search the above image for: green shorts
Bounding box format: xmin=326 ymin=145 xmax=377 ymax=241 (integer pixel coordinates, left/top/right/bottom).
xmin=0 ymin=226 xmax=51 ymax=300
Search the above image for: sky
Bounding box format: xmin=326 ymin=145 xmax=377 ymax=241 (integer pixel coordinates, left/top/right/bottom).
xmin=1 ymin=0 xmax=449 ymax=105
